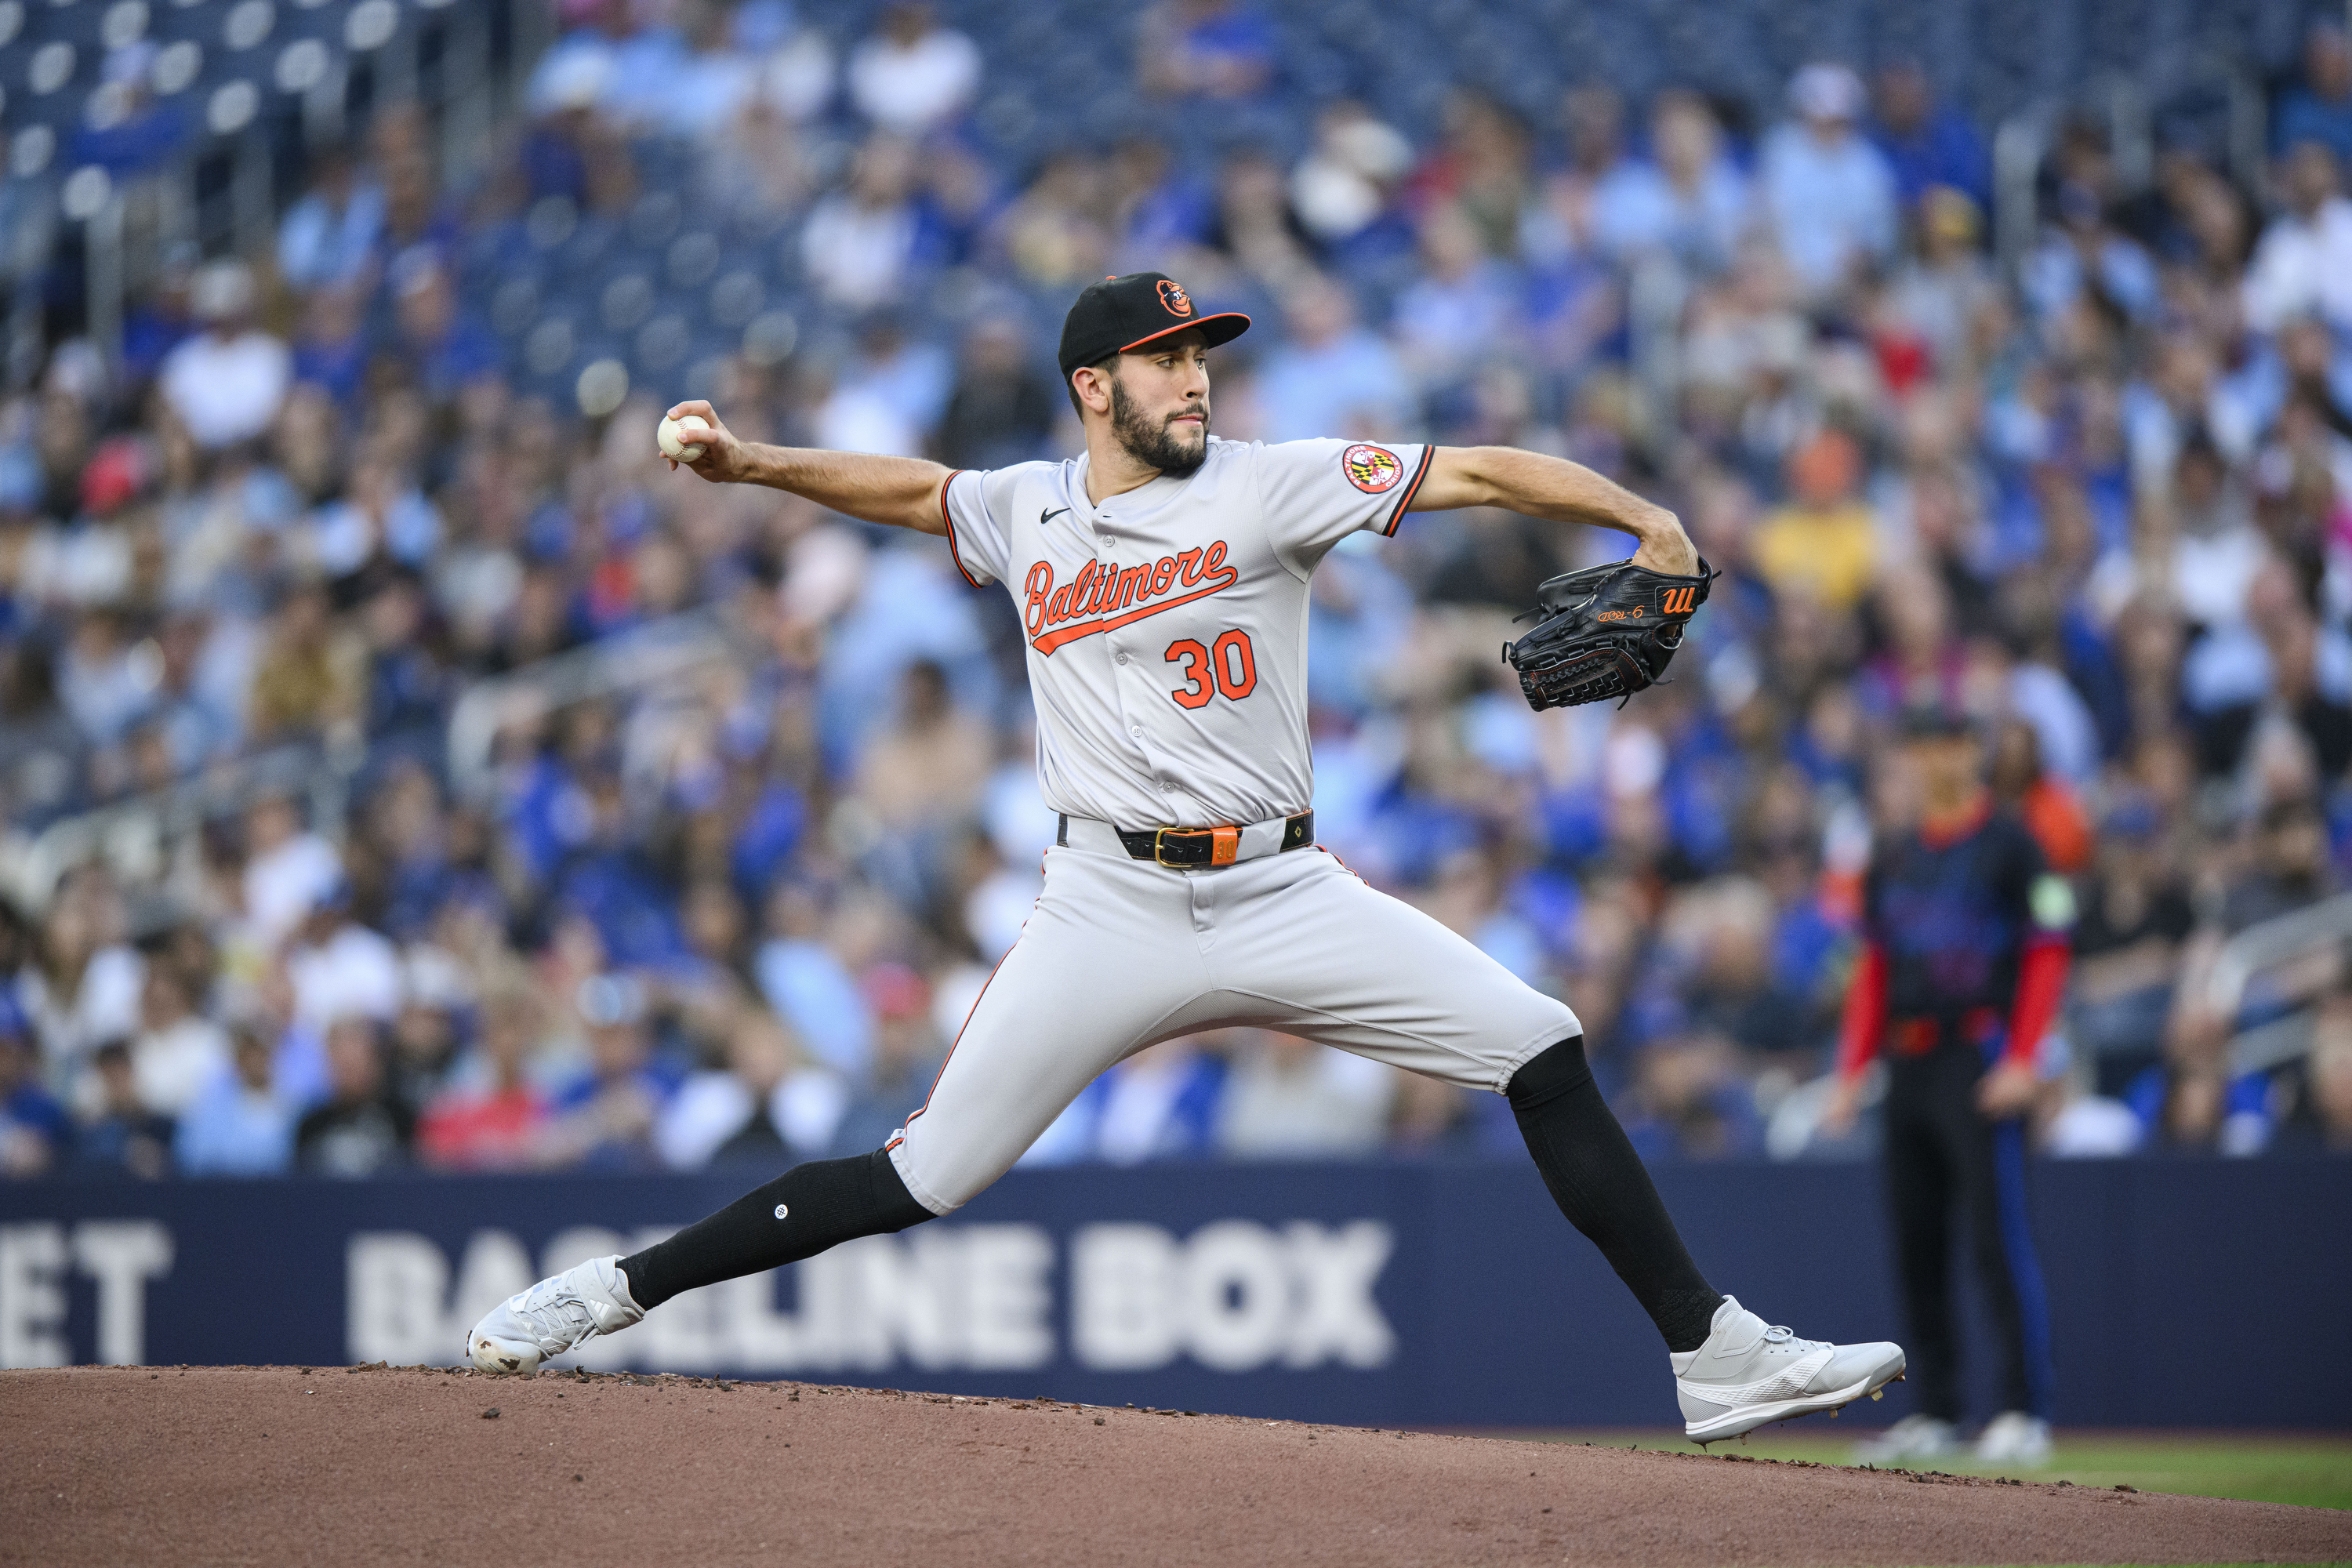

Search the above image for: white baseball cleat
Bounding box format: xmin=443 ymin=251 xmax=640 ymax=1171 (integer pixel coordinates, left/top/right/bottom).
xmin=1671 ymin=1295 xmax=1907 ymax=1443
xmin=1973 ymin=1410 xmax=2053 ymax=1467
xmin=468 ymin=1254 xmax=645 ymax=1375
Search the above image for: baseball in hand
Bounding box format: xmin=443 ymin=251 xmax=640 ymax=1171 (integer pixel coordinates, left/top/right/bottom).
xmin=658 ymin=413 xmax=711 ymax=462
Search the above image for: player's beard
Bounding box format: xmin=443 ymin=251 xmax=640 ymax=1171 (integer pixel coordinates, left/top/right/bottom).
xmin=1109 ymin=374 xmax=1208 ymax=476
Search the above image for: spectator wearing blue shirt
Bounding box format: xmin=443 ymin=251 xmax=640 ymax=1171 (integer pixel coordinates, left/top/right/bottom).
xmin=1589 ymin=90 xmax=1751 ymax=276
xmin=71 ymin=45 xmax=189 ymax=181
xmin=755 ymin=890 xmax=873 ymax=1080
xmin=2274 ymin=23 xmax=2352 ymax=168
xmin=388 ymin=251 xmax=501 ymax=413
xmin=1869 ymin=61 xmax=1992 ymax=214
xmin=277 ymin=151 xmax=387 ymax=293
xmin=1257 ymin=275 xmax=1413 ymax=445
xmin=541 ymin=975 xmax=671 ymax=1169
xmin=1392 ymin=203 xmax=1523 ymax=389
xmin=2125 ymin=1058 xmax=2274 ymax=1156
xmin=824 ymin=964 xmax=946 ymax=1158
xmin=71 ymin=1040 xmax=174 ymax=1180
xmin=1022 ymin=1036 xmax=1229 ymax=1166
xmin=119 ymin=245 xmax=199 ymax=387
xmin=290 ymin=286 xmax=372 ymax=408
xmin=1113 ymin=136 xmax=1217 ymax=260
xmin=176 ymin=1026 xmax=295 ymax=1177
xmin=1139 ymin=0 xmax=1277 ymax=102
xmin=0 ymin=1025 xmax=70 ymax=1176
xmin=1761 ymin=64 xmax=1900 ymax=296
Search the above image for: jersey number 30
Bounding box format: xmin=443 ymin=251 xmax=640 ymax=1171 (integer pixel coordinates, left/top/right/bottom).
xmin=1166 ymin=630 xmax=1258 ymax=709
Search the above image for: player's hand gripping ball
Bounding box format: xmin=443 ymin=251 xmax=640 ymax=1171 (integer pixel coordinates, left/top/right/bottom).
xmin=657 ymin=413 xmax=711 ymax=463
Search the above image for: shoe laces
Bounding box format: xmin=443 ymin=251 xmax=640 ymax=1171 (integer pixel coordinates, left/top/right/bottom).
xmin=517 ymin=1274 xmax=597 ymax=1338
xmin=1759 ymin=1323 xmax=1824 ymax=1353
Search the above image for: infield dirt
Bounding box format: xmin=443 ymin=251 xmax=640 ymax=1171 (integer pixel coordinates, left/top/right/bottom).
xmin=5 ymin=1367 xmax=2346 ymax=1566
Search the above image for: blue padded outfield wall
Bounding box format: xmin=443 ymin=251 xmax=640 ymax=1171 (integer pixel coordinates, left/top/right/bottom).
xmin=2 ymin=1157 xmax=2345 ymax=1429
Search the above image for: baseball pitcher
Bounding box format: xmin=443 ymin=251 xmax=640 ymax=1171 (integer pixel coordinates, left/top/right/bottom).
xmin=472 ymin=273 xmax=1904 ymax=1440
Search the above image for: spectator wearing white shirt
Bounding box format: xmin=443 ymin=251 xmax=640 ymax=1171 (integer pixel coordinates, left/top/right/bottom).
xmin=18 ymin=884 xmax=143 ymax=1091
xmin=1759 ymin=64 xmax=1899 ymax=296
xmin=241 ymin=794 xmax=343 ymax=949
xmin=285 ymin=883 xmax=405 ymax=1033
xmin=1218 ymin=1032 xmax=1397 ymax=1157
xmin=801 ymin=136 xmax=923 ymax=310
xmin=644 ymin=0 xmax=760 ymax=142
xmin=525 ymin=0 xmax=628 ymax=118
xmin=2241 ymin=140 xmax=2352 ymax=336
xmin=126 ymin=963 xmax=230 ymax=1117
xmin=735 ymin=0 xmax=835 ymax=124
xmin=158 ymin=262 xmax=292 ymax=451
xmin=847 ymin=4 xmax=981 ymax=136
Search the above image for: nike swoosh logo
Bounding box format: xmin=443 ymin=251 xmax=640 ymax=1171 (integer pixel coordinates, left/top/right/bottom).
xmin=1041 ymin=506 xmax=1071 ymax=524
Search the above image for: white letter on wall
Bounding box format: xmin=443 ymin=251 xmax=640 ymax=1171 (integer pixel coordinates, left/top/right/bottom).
xmin=71 ymin=1221 xmax=173 ymax=1366
xmin=0 ymin=1224 xmax=68 ymax=1367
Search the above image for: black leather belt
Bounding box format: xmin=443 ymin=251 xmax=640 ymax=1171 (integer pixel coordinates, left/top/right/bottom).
xmin=1057 ymin=811 xmax=1316 ymax=867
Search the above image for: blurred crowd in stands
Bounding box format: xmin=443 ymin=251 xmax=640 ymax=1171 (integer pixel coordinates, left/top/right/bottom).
xmin=5 ymin=0 xmax=2352 ymax=1182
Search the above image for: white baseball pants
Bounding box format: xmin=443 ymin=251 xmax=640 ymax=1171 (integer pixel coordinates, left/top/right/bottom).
xmin=885 ymin=819 xmax=1579 ymax=1214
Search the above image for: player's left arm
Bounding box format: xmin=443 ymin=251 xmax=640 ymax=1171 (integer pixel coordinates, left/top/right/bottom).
xmin=1981 ymin=836 xmax=2076 ymax=1119
xmin=1408 ymin=446 xmax=1698 ymax=575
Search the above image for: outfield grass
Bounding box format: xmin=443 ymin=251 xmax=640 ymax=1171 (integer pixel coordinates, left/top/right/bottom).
xmin=1518 ymin=1428 xmax=2352 ymax=1512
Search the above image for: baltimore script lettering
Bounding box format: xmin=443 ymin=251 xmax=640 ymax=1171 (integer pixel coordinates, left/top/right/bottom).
xmin=1023 ymin=541 xmax=1240 ymax=655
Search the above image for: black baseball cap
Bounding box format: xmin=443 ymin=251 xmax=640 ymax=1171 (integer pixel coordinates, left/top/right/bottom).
xmin=1058 ymin=271 xmax=1251 ymax=382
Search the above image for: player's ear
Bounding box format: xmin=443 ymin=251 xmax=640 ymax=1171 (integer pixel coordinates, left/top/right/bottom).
xmin=1070 ymin=362 xmax=1114 ymax=419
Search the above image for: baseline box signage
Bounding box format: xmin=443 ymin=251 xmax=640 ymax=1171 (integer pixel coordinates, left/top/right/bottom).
xmin=339 ymin=1218 xmax=1395 ymax=1378
xmin=1 ymin=1158 xmax=2345 ymax=1428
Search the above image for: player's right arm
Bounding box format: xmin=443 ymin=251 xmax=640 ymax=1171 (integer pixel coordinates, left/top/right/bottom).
xmin=661 ymin=400 xmax=950 ymax=535
xmin=1820 ymin=867 xmax=1889 ymax=1138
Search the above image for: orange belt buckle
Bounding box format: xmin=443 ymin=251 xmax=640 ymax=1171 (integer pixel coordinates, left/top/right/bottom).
xmin=1151 ymin=826 xmax=1243 ymax=866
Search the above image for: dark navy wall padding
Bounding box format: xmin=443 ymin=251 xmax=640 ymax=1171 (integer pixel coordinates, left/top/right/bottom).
xmin=1 ymin=1156 xmax=2345 ymax=1429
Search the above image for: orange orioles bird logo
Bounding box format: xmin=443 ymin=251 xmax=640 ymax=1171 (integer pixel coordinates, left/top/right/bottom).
xmin=1157 ymin=278 xmax=1194 ymax=317
xmin=1341 ymin=443 xmax=1403 ymax=493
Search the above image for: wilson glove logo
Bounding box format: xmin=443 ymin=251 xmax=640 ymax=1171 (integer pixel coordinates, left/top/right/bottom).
xmin=1660 ymin=586 xmax=1698 ymax=615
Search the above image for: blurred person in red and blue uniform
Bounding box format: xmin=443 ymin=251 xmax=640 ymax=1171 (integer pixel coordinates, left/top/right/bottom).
xmin=1823 ymin=705 xmax=2072 ymax=1468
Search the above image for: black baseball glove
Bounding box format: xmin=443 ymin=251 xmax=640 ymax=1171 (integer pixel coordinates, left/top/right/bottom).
xmin=1502 ymin=557 xmax=1715 ymax=711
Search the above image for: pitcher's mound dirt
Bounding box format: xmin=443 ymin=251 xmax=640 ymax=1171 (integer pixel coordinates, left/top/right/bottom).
xmin=3 ymin=1367 xmax=2344 ymax=1566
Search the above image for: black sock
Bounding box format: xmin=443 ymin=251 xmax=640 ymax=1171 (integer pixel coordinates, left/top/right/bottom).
xmin=616 ymin=1148 xmax=935 ymax=1312
xmin=1508 ymin=1035 xmax=1723 ymax=1353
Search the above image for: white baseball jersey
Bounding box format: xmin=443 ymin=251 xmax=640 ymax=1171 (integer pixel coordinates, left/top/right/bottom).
xmin=886 ymin=430 xmax=1579 ymax=1217
xmin=938 ymin=434 xmax=1434 ymax=829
